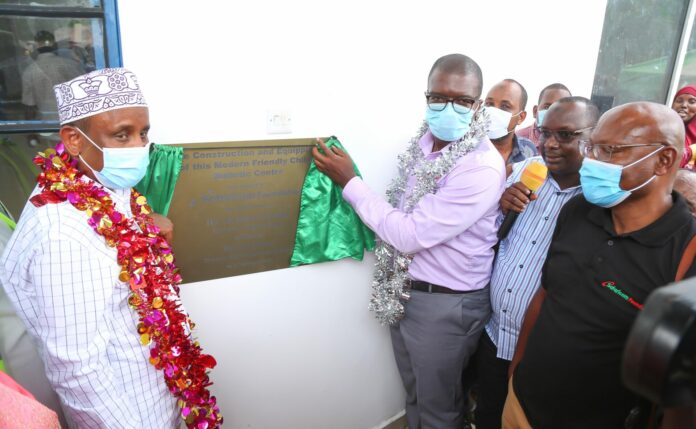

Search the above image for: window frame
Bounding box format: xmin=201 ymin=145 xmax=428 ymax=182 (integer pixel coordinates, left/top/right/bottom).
xmin=0 ymin=0 xmax=123 ymax=134
xmin=667 ymin=0 xmax=696 ymax=103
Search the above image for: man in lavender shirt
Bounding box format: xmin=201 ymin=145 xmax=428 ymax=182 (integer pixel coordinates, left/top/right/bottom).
xmin=312 ymin=54 xmax=505 ymax=428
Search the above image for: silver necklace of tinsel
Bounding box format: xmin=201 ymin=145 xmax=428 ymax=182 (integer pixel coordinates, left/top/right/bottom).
xmin=369 ymin=110 xmax=490 ymax=326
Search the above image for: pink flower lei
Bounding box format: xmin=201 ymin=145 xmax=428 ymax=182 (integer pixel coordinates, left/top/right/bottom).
xmin=30 ymin=143 xmax=222 ymax=428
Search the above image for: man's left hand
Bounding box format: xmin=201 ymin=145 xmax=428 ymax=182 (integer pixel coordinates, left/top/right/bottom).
xmin=312 ymin=138 xmax=357 ymax=188
xmin=150 ymin=213 xmax=174 ymax=243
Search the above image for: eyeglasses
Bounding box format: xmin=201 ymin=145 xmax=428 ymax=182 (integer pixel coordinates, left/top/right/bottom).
xmin=538 ymin=127 xmax=593 ymax=144
xmin=425 ymin=92 xmax=477 ymax=114
xmin=578 ymin=141 xmax=666 ymax=162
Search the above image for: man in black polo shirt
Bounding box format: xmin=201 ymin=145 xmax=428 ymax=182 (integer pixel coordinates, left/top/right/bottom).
xmin=504 ymin=102 xmax=696 ymax=429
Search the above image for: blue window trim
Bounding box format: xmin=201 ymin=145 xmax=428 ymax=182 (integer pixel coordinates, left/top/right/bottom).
xmin=0 ymin=0 xmax=123 ymax=134
xmin=104 ymin=0 xmax=123 ymax=68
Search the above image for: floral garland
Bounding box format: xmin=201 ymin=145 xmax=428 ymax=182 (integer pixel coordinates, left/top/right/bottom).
xmin=30 ymin=143 xmax=222 ymax=428
xmin=369 ymin=113 xmax=490 ymax=325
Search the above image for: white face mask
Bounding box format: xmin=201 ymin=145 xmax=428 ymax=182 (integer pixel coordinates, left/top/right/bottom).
xmin=486 ymin=106 xmax=521 ymax=140
xmin=76 ymin=127 xmax=151 ymax=190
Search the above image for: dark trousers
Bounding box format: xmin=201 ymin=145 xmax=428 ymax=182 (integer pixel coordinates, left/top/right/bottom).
xmin=474 ymin=332 xmax=511 ymax=429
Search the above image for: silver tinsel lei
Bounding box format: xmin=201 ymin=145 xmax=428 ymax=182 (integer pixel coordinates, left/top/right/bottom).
xmin=369 ymin=111 xmax=490 ymax=325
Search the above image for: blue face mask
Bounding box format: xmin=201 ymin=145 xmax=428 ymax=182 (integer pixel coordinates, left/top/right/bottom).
xmin=77 ymin=127 xmax=151 ymax=190
xmin=579 ymin=146 xmax=664 ymax=208
xmin=425 ymin=102 xmax=474 ymax=142
xmin=536 ymin=109 xmax=547 ymax=127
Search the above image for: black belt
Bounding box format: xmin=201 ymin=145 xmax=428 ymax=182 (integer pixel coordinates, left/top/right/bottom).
xmin=410 ymin=280 xmax=469 ymax=294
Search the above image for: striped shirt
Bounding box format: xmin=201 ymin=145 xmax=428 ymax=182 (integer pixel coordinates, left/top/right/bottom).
xmin=485 ymin=156 xmax=582 ymax=360
xmin=0 ymin=182 xmax=179 ymax=428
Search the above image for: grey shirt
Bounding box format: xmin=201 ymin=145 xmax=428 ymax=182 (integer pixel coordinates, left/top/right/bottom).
xmin=21 ymin=52 xmax=84 ymax=118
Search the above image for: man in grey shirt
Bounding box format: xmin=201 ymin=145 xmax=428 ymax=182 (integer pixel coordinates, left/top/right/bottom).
xmin=22 ymin=30 xmax=83 ymax=120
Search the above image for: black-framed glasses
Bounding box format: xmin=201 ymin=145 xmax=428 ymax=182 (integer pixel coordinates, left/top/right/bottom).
xmin=425 ymin=92 xmax=477 ymax=114
xmin=539 ymin=127 xmax=593 ymax=144
xmin=578 ymin=141 xmax=667 ymax=162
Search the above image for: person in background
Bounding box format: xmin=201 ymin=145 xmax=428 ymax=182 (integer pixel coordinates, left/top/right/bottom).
xmin=485 ymin=79 xmax=537 ymax=165
xmin=0 ymin=202 xmax=70 ymax=428
xmin=517 ymin=83 xmax=571 ymax=148
xmin=21 ymin=30 xmax=83 ymax=120
xmin=0 ymin=370 xmax=60 ymax=428
xmin=674 ymin=168 xmax=696 ymax=215
xmin=312 ymin=53 xmax=505 ymax=429
xmin=475 ymin=97 xmax=598 ymax=429
xmin=671 ymin=85 xmax=696 ymax=169
xmin=506 ymin=102 xmax=696 ymax=429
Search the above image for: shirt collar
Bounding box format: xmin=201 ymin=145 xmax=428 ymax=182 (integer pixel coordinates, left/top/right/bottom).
xmin=78 ymin=175 xmax=133 ymax=215
xmin=420 ymin=129 xmax=458 ymax=158
xmin=546 ymin=174 xmax=580 ymax=193
xmin=419 ymin=130 xmax=435 ymax=155
xmin=509 ymin=134 xmax=538 ymax=164
xmin=586 ymin=192 xmax=694 ymax=246
xmin=509 ymin=134 xmax=523 ymax=161
xmin=420 ymin=129 xmax=487 ymax=159
xmin=522 ymin=157 xmax=579 ymax=192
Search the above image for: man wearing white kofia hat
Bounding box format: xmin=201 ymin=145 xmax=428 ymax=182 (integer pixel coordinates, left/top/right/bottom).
xmin=0 ymin=68 xmax=221 ymax=429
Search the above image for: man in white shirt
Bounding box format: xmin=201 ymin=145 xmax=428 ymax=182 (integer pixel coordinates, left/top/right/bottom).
xmin=0 ymin=68 xmax=220 ymax=428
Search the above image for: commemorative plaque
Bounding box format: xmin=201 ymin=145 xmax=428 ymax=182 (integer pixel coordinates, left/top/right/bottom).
xmin=168 ymin=138 xmax=319 ymax=283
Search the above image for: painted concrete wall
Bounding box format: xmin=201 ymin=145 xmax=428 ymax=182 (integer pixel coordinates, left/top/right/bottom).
xmin=117 ymin=1 xmax=608 ymax=427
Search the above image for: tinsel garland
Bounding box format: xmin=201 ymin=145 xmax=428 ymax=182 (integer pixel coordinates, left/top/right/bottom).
xmin=30 ymin=143 xmax=222 ymax=428
xmin=369 ymin=113 xmax=490 ymax=325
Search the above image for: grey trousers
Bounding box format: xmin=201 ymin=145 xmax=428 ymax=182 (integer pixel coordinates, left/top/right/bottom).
xmin=390 ymin=287 xmax=491 ymax=429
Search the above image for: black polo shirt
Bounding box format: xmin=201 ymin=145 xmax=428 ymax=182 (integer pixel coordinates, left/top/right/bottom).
xmin=513 ymin=192 xmax=696 ymax=429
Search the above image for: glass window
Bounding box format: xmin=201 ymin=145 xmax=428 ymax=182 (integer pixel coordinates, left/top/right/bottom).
xmin=591 ymin=0 xmax=689 ymax=113
xmin=0 ymin=0 xmax=100 ymax=6
xmin=0 ymin=0 xmax=120 ymax=217
xmin=675 ymin=20 xmax=696 ymax=89
xmin=0 ymin=132 xmax=58 ymax=218
xmin=0 ymin=16 xmax=105 ymax=121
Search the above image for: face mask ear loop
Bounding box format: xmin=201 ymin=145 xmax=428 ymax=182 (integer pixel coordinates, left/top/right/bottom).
xmin=509 ymin=110 xmax=524 ymax=133
xmin=75 ymin=127 xmax=103 ymax=153
xmin=620 ymin=146 xmax=664 ymax=193
xmin=626 ymin=174 xmax=657 ymax=193
xmin=74 ymin=126 xmax=104 ymax=177
xmin=622 ymin=145 xmax=664 ymax=170
xmin=78 ymin=153 xmax=101 ymax=176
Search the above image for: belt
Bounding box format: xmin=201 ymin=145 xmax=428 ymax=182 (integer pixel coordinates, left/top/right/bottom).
xmin=409 ymin=280 xmax=469 ymax=294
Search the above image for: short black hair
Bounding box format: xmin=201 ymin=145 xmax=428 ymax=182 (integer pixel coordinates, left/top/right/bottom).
xmin=428 ymin=54 xmax=483 ymax=97
xmin=502 ymin=78 xmax=528 ymax=110
xmin=34 ymin=30 xmax=55 ymax=45
xmin=538 ymin=83 xmax=571 ymax=104
xmin=555 ymin=96 xmax=600 ymax=125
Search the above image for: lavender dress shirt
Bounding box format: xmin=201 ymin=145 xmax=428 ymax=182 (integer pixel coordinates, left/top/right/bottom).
xmin=343 ymin=130 xmax=506 ymax=291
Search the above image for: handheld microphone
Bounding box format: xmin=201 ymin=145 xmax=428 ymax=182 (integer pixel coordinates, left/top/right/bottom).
xmin=497 ymin=161 xmax=548 ymax=240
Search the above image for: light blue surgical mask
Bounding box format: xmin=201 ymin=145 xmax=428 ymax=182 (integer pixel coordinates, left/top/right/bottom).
xmin=579 ymin=146 xmax=664 ymax=208
xmin=536 ymin=109 xmax=547 ymax=127
xmin=77 ymin=127 xmax=151 ymax=190
xmin=425 ymin=102 xmax=474 ymax=142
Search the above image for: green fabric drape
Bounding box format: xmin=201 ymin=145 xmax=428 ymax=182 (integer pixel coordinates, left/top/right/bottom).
xmin=290 ymin=137 xmax=375 ymax=266
xmin=135 ymin=144 xmax=184 ymax=216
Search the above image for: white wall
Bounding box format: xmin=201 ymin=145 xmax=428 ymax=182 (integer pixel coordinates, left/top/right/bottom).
xmin=118 ymin=1 xmax=607 ymax=428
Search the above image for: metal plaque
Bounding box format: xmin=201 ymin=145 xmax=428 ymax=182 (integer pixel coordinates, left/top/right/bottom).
xmin=168 ymin=138 xmax=318 ymax=283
